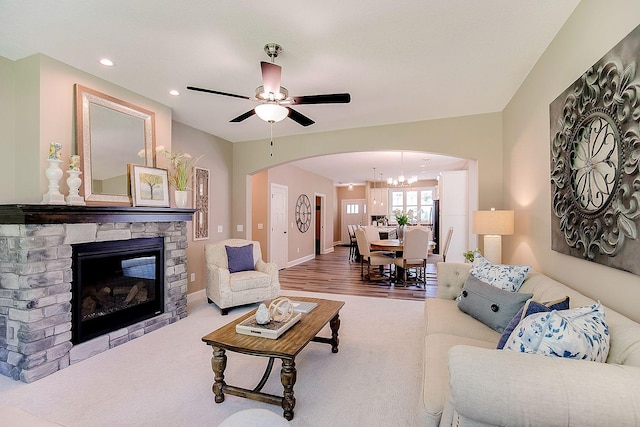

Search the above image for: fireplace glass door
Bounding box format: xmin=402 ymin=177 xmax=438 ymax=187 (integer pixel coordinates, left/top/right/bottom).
xmin=72 ymin=237 xmax=164 ymax=344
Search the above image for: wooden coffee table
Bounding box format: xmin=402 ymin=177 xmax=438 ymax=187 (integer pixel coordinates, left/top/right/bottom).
xmin=201 ymin=296 xmax=345 ymax=420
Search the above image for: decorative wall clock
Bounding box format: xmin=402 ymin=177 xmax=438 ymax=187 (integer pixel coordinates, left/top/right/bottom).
xmin=295 ymin=194 xmax=312 ymax=233
xmin=550 ymin=23 xmax=640 ymax=275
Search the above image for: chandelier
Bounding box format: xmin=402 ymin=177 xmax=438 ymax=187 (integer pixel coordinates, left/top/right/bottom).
xmin=387 ymin=152 xmax=417 ymax=187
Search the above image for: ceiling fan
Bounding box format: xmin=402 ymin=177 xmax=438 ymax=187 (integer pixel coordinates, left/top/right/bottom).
xmin=187 ymin=43 xmax=351 ymax=127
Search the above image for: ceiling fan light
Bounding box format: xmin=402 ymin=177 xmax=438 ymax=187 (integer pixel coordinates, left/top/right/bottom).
xmin=255 ymin=103 xmax=289 ymax=123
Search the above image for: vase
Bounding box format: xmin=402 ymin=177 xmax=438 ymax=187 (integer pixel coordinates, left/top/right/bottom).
xmin=174 ymin=190 xmax=188 ymax=208
xmin=41 ymin=159 xmax=66 ymax=205
xmin=66 ymin=169 xmax=86 ymax=206
xmin=397 ymin=224 xmax=407 ymax=242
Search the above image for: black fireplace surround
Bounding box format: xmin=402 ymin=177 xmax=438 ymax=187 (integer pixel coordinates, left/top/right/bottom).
xmin=72 ymin=237 xmax=165 ymax=344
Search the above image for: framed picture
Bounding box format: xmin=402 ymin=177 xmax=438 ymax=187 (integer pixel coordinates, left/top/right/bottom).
xmin=193 ymin=166 xmax=210 ymax=240
xmin=129 ymin=164 xmax=170 ymax=207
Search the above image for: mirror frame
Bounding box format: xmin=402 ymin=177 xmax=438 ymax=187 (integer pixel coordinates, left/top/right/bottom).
xmin=75 ymin=84 xmax=156 ymax=205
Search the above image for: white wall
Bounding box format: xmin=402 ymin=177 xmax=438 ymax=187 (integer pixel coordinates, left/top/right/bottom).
xmin=503 ymin=0 xmax=640 ymax=322
xmin=0 ymin=56 xmax=16 ymax=202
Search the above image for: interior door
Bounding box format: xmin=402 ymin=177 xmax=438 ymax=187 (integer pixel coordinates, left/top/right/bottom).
xmin=270 ymin=184 xmax=288 ymax=269
xmin=341 ymin=199 xmax=366 ymax=243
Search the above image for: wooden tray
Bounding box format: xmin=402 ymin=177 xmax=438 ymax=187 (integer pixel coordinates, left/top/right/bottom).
xmin=235 ymin=311 xmax=302 ymax=339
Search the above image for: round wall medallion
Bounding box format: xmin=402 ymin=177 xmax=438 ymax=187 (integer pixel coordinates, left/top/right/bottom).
xmin=551 ymin=60 xmax=640 ymax=260
xmin=295 ymin=194 xmax=312 ymax=233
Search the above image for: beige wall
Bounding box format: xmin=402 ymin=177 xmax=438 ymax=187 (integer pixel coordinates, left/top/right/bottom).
xmin=232 ymin=113 xmax=504 ymax=246
xmin=171 ymin=121 xmax=233 ymax=294
xmin=251 ymin=170 xmax=269 ymax=255
xmin=2 ymin=53 xmax=237 ymax=296
xmin=0 ymin=56 xmax=15 ymax=202
xmin=503 ymin=0 xmax=640 ymax=323
xmin=4 ymin=53 xmax=173 ymax=203
xmin=264 ymin=163 xmax=335 ymax=264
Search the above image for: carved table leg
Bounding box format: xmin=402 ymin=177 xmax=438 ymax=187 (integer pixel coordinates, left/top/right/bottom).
xmin=280 ymin=358 xmax=297 ymax=420
xmin=211 ymin=346 xmax=227 ymax=403
xmin=329 ymin=313 xmax=341 ymax=353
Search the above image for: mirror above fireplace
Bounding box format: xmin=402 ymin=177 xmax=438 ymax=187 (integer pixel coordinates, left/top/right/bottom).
xmin=75 ymin=84 xmax=156 ymax=205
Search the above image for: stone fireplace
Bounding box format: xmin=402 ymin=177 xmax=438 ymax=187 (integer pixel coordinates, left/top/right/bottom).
xmin=0 ymin=205 xmax=194 ymax=383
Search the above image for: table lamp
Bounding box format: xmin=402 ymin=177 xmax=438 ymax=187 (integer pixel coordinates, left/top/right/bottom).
xmin=472 ymin=209 xmax=514 ymax=264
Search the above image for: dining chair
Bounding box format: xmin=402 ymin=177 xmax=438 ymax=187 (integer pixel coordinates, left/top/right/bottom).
xmin=426 ymin=227 xmax=453 ymax=279
xmin=394 ymin=227 xmax=430 ymax=286
xmin=355 ymin=227 xmax=393 ymax=282
xmin=347 ymin=224 xmax=358 ymax=261
xmin=363 ymin=225 xmax=381 ymax=244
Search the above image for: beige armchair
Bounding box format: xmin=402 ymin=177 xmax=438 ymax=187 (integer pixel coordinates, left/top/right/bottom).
xmin=204 ymin=239 xmax=280 ymax=315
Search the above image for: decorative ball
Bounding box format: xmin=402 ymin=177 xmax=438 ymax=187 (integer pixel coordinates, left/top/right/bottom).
xmin=255 ymin=303 xmax=271 ymax=325
xmin=269 ymin=297 xmax=294 ymax=323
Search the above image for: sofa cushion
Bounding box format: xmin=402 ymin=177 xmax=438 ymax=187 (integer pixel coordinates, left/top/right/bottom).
xmin=226 ymin=244 xmax=255 ymax=273
xmin=504 ymin=302 xmax=610 ymax=362
xmin=470 ymin=254 xmax=531 ymax=292
xmin=422 ymin=334 xmax=497 ymax=425
xmin=426 ymin=298 xmax=502 ymax=343
xmin=457 ymin=275 xmax=533 ymax=333
xmin=496 ymin=296 xmax=570 ymax=349
xmin=229 ymin=270 xmax=272 ymax=291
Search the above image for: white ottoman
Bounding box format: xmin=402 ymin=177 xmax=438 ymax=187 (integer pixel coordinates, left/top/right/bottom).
xmin=218 ymin=408 xmax=290 ymax=427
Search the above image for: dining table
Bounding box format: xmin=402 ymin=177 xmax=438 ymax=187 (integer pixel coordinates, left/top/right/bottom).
xmin=370 ymin=239 xmax=436 ymax=253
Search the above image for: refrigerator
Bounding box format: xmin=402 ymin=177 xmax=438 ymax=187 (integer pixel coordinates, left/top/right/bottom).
xmin=432 ymin=199 xmax=440 ymax=254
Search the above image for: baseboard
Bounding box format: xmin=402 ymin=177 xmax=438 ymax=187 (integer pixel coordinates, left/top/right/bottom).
xmin=322 ymin=246 xmax=335 ymax=254
xmin=287 ymin=253 xmax=315 ymax=268
xmin=187 ymin=288 xmax=206 ymax=305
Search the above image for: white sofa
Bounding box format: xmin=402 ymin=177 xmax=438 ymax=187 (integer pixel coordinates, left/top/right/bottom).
xmin=204 ymin=239 xmax=280 ymax=315
xmin=420 ymin=262 xmax=640 ymax=426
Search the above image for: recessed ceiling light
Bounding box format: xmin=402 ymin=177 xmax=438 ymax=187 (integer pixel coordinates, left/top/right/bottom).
xmin=99 ymin=58 xmax=114 ymax=67
xmin=169 ymin=90 xmax=180 ymax=96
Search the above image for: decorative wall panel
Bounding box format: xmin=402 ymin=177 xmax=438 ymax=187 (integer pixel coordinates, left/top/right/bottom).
xmin=550 ymin=24 xmax=640 ymax=275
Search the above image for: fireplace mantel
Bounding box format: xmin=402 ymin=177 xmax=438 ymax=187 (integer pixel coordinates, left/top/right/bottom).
xmin=0 ymin=205 xmax=196 ymax=224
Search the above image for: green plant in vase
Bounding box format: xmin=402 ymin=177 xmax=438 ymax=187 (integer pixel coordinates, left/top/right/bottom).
xmin=463 ymin=249 xmax=480 ymax=263
xmin=395 ymin=212 xmax=409 ymax=226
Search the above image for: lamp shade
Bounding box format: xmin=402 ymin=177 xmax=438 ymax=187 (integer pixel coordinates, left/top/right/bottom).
xmin=472 ymin=210 xmax=514 ymax=235
xmin=254 ymin=103 xmax=289 ymax=123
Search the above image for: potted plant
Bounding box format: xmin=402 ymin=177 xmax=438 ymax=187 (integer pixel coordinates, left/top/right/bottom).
xmin=463 ymin=249 xmax=480 ymax=263
xmin=154 ymin=146 xmax=202 ymax=207
xmin=394 ymin=211 xmax=409 ymax=241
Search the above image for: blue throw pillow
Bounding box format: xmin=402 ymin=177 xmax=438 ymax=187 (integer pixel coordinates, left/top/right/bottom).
xmin=225 ymin=244 xmax=255 ymax=273
xmin=496 ymin=296 xmax=570 ymax=349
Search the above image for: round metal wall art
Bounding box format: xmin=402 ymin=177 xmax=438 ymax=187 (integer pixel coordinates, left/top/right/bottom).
xmin=551 ymin=59 xmax=640 ymax=260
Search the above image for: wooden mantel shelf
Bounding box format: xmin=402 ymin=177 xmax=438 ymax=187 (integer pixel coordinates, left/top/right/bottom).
xmin=0 ymin=204 xmax=196 ymax=224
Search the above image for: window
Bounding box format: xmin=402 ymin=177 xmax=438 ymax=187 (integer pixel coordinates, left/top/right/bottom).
xmin=390 ymin=187 xmax=434 ymax=223
xmin=346 ymin=203 xmax=359 ymax=214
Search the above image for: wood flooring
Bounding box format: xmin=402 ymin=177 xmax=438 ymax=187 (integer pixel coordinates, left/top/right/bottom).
xmin=279 ymin=245 xmax=438 ymax=301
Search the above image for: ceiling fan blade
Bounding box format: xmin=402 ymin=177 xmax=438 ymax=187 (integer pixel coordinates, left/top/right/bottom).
xmin=187 ymin=86 xmax=251 ymax=100
xmin=261 ymin=61 xmax=282 ymax=96
xmin=292 ymin=93 xmax=351 ymax=105
xmin=230 ymin=109 xmax=256 ymax=122
xmin=287 ymin=107 xmax=315 ymax=127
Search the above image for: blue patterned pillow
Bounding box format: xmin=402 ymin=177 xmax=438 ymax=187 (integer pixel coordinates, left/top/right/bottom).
xmin=504 ymin=302 xmax=609 ymax=362
xmin=470 ymin=254 xmax=531 ymax=292
xmin=225 ymin=244 xmax=255 ymax=273
xmin=496 ymin=296 xmax=570 ymax=349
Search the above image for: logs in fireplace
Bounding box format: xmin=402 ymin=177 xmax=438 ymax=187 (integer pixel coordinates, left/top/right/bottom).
xmin=72 ymin=237 xmax=164 ymax=344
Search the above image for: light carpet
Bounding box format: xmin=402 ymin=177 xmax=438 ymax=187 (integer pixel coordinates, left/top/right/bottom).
xmin=0 ymin=290 xmax=425 ymax=426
